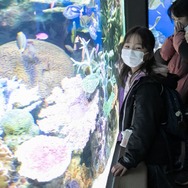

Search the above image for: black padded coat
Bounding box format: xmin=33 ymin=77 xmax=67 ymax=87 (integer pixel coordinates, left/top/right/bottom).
xmin=118 ymin=74 xmax=178 ymax=169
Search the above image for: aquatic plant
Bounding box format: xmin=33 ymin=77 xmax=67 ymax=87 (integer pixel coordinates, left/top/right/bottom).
xmin=15 ymin=135 xmax=72 ymax=182
xmin=74 ymin=44 xmax=117 ymax=117
xmin=101 ymin=0 xmax=125 ymax=62
xmin=71 ymin=37 xmax=117 ymax=112
xmin=69 ymin=34 xmax=120 ymax=184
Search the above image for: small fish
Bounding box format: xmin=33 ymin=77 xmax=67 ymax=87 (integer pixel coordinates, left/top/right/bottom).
xmin=36 ymin=32 xmax=48 ymax=40
xmin=156 ymin=11 xmax=161 ymax=15
xmin=149 ymin=16 xmax=161 ymax=30
xmin=89 ymin=25 xmax=97 ymax=40
xmin=65 ymin=44 xmax=74 ymax=53
xmin=73 ymin=35 xmax=80 ymax=50
xmin=71 ymin=21 xmax=76 ymax=43
xmin=16 ymin=31 xmax=27 ymax=53
xmin=63 ymin=5 xmax=83 ymax=19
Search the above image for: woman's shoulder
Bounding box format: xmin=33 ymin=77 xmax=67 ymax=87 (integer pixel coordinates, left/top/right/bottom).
xmin=138 ymin=73 xmax=178 ymax=89
xmin=134 ymin=73 xmax=178 ymax=96
xmin=136 ymin=76 xmax=161 ymax=88
xmin=132 ymin=76 xmax=162 ymax=96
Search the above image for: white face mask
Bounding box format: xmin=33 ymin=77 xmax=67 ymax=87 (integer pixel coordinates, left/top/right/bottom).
xmin=121 ymin=49 xmax=145 ymax=68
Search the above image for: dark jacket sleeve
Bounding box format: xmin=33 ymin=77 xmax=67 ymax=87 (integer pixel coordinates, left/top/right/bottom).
xmin=179 ymin=40 xmax=188 ymax=60
xmin=118 ymin=83 xmax=163 ymax=169
xmin=154 ymin=48 xmax=168 ymax=65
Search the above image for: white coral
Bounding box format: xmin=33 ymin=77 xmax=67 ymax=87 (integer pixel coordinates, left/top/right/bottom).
xmin=37 ymin=75 xmax=99 ymax=151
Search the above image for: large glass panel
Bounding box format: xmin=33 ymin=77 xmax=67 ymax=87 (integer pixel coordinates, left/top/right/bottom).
xmin=148 ymin=0 xmax=175 ymax=50
xmin=0 ymin=0 xmax=125 ymax=187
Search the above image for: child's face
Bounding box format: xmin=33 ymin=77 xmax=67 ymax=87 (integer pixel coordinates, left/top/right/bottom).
xmin=123 ymin=34 xmax=147 ymax=53
xmin=121 ymin=34 xmax=148 ymax=73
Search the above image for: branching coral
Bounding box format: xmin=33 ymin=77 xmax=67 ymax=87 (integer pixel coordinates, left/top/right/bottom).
xmin=70 ymin=37 xmax=117 ymax=118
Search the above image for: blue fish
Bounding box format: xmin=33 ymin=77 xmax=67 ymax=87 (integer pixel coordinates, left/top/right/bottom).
xmin=63 ymin=5 xmax=83 ymax=19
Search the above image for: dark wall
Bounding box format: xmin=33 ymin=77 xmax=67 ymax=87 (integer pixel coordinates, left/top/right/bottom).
xmin=125 ymin=0 xmax=148 ymax=31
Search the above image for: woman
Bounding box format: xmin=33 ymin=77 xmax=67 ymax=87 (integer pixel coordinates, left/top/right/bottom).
xmin=111 ymin=26 xmax=178 ymax=188
xmin=155 ymin=0 xmax=188 ymax=185
xmin=155 ymin=0 xmax=188 ymax=106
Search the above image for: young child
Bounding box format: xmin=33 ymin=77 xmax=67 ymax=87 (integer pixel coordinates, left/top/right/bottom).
xmin=111 ymin=26 xmax=179 ymax=188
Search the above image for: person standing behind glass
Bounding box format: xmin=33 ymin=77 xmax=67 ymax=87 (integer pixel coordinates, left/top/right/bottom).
xmin=155 ymin=0 xmax=188 ymax=186
xmin=111 ymin=26 xmax=179 ymax=188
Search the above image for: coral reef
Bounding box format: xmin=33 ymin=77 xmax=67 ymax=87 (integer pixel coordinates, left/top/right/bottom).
xmin=71 ymin=38 xmax=118 ymax=118
xmin=64 ymin=157 xmax=93 ymax=188
xmin=0 ymin=0 xmax=123 ymax=187
xmin=37 ymin=75 xmax=99 ymax=151
xmin=0 ymin=77 xmax=42 ymax=118
xmin=15 ymin=135 xmax=72 ymax=182
xmin=0 ymin=109 xmax=39 ymax=151
xmin=1 ymin=109 xmax=37 ymax=136
xmin=0 ymin=140 xmax=14 ymax=188
xmin=0 ymin=40 xmax=75 ymax=97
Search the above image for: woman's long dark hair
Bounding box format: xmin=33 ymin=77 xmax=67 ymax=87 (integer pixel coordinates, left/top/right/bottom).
xmin=119 ymin=26 xmax=156 ymax=87
xmin=168 ymin=0 xmax=188 ymax=20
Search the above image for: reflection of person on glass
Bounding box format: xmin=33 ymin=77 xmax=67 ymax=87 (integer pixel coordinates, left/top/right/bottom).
xmin=155 ymin=0 xmax=188 ymax=186
xmin=111 ymin=26 xmax=178 ymax=188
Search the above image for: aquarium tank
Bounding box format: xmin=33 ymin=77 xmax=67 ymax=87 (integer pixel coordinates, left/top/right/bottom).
xmin=0 ymin=0 xmax=125 ymax=188
xmin=148 ymin=0 xmax=175 ymax=50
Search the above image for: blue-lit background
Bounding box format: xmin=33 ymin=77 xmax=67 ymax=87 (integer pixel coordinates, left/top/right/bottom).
xmin=148 ymin=0 xmax=175 ymax=49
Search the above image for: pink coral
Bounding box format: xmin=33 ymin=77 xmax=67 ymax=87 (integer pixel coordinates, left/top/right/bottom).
xmin=15 ymin=135 xmax=72 ymax=182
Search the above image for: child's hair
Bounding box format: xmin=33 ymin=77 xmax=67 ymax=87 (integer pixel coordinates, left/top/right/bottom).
xmin=122 ymin=26 xmax=155 ymax=54
xmin=168 ymin=0 xmax=188 ymax=20
xmin=119 ymin=26 xmax=168 ymax=87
